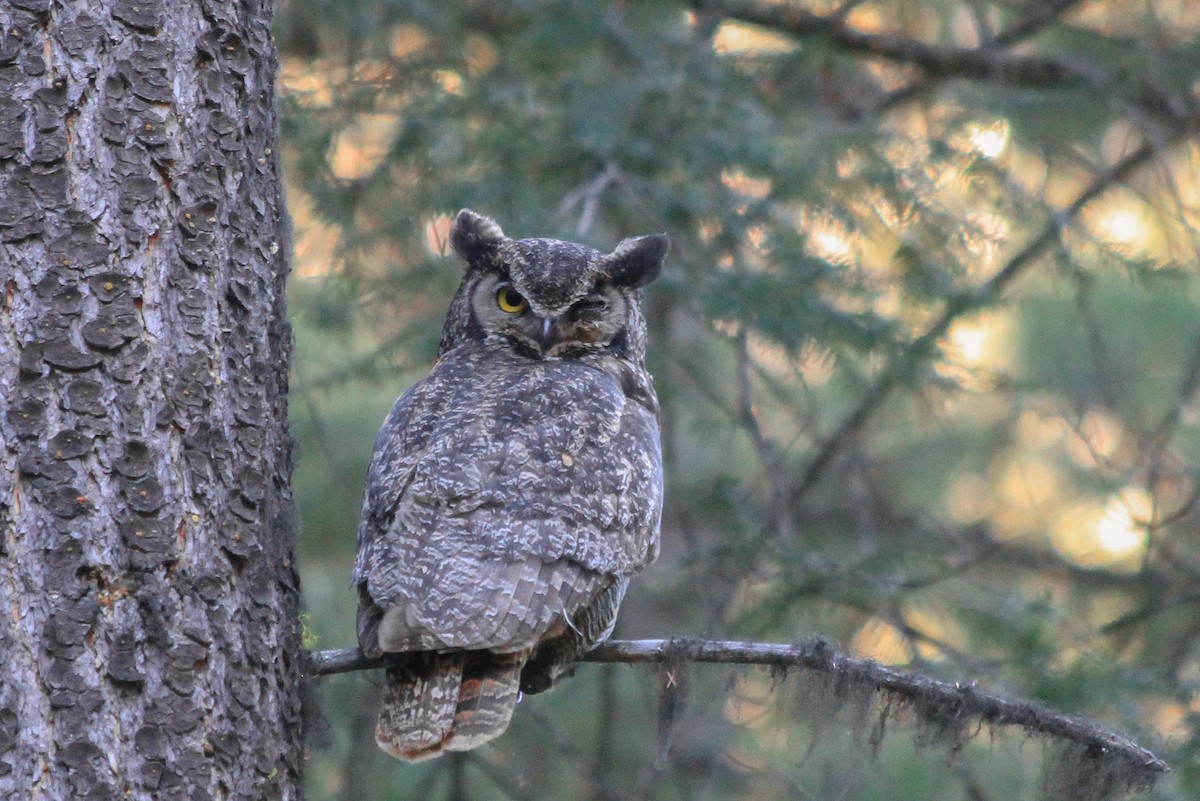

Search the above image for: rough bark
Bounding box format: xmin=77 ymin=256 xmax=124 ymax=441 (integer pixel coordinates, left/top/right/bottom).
xmin=0 ymin=2 xmax=301 ymax=799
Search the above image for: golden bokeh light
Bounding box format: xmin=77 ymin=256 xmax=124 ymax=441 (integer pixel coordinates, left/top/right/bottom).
xmin=844 ymin=4 xmax=888 ymax=35
xmin=850 ymin=617 xmax=914 ymax=665
xmin=947 ymin=320 xmax=988 ymax=365
xmin=964 ymin=119 xmax=1011 ymax=159
xmin=465 ymin=34 xmax=499 ymax=75
xmin=902 ymin=605 xmax=960 ymax=662
xmin=1082 ymin=193 xmax=1178 ymax=264
xmin=721 ymin=168 xmax=773 ymax=201
xmin=1016 ymin=408 xmax=1071 ymax=451
xmin=963 ymin=210 xmax=1010 ymax=270
xmin=1096 ymin=205 xmax=1146 ymax=246
xmin=798 ymin=341 xmax=836 ymax=386
xmin=1149 ymin=700 xmax=1190 ymax=741
xmin=723 ymin=672 xmax=775 ymax=728
xmin=711 ymin=21 xmax=797 ymax=55
xmin=1051 ymin=488 xmax=1151 ymax=570
xmin=279 ymin=58 xmax=343 ymax=108
xmin=326 ymin=113 xmax=401 ymax=181
xmin=745 ymin=331 xmax=792 ymax=379
xmin=432 ymin=69 xmax=464 ymax=95
xmin=1095 ymin=490 xmax=1152 ymax=557
xmin=1064 ymin=411 xmax=1124 ymax=469
xmin=423 ymin=214 xmax=454 ymax=257
xmin=287 ymin=186 xmax=341 ymax=279
xmin=802 ymin=212 xmax=856 ymax=264
xmin=993 ymin=455 xmax=1062 ymax=540
xmin=389 ymin=24 xmax=429 ymax=60
xmin=936 ymin=312 xmax=1013 ymax=388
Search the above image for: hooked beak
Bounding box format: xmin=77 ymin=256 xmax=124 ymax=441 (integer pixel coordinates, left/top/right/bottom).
xmin=536 ymin=316 xmax=557 ymax=352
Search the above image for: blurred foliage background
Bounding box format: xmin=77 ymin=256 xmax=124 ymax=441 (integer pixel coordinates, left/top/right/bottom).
xmin=273 ymin=1 xmax=1200 ymax=798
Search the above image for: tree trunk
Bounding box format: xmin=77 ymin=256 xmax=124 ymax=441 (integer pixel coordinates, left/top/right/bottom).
xmin=0 ymin=2 xmax=302 ymax=799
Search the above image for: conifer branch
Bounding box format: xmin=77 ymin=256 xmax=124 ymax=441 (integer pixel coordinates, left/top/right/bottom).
xmin=793 ymin=135 xmax=1178 ymax=501
xmin=307 ymin=636 xmax=1168 ymax=793
xmin=694 ymin=0 xmax=1198 ymax=130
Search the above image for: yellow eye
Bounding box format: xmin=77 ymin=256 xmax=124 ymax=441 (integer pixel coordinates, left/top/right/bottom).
xmin=496 ymin=285 xmax=528 ymax=314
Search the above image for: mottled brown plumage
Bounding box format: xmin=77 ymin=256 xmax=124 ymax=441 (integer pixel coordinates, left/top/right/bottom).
xmin=355 ymin=209 xmax=667 ymax=760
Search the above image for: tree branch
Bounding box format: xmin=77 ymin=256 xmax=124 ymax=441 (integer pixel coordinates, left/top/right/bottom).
xmin=701 ymin=0 xmax=1078 ymax=84
xmin=307 ymin=637 xmax=1168 ymax=790
xmin=694 ymin=0 xmax=1198 ymax=131
xmin=792 ymin=136 xmax=1175 ymax=501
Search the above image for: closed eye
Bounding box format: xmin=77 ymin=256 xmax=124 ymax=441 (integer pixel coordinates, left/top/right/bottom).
xmin=571 ymin=297 xmax=607 ymax=315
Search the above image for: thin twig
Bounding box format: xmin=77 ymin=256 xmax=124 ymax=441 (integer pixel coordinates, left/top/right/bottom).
xmin=734 ymin=329 xmax=795 ymax=542
xmin=557 ymin=162 xmax=622 ymax=238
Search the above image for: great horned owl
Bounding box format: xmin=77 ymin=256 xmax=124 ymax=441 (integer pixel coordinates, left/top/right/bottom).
xmin=354 ymin=209 xmax=668 ymax=761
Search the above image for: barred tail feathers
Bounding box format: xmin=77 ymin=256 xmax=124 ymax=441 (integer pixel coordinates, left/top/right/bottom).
xmin=376 ymin=650 xmax=529 ymax=761
xmin=376 ymin=654 xmax=463 ymax=762
xmin=444 ymin=650 xmax=528 ymax=752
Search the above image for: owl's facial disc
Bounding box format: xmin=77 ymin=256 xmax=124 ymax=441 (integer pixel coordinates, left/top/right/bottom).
xmin=471 ymin=273 xmax=626 ymax=358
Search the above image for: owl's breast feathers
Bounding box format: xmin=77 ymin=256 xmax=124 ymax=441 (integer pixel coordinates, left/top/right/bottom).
xmin=355 ymin=343 xmax=662 ymax=656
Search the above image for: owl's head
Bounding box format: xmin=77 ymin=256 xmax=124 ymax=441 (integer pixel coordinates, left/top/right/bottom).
xmin=439 ymin=209 xmax=668 ymax=362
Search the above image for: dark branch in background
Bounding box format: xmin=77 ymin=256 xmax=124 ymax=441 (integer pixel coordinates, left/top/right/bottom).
xmin=693 ymin=0 xmax=1198 ymax=130
xmin=793 ymin=136 xmax=1179 ymax=502
xmin=701 ymin=0 xmax=1083 ymax=85
xmin=672 ymin=0 xmax=1186 ymax=514
xmin=307 ymin=638 xmax=1168 ymax=792
xmin=868 ymin=0 xmax=1090 ymax=125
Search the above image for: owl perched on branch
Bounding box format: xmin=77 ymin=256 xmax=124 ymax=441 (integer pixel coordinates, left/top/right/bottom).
xmin=354 ymin=209 xmax=668 ymax=761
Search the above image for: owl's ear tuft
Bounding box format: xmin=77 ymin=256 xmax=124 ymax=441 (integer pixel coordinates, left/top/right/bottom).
xmin=450 ymin=209 xmax=506 ymax=266
xmin=602 ymin=233 xmax=669 ymax=289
